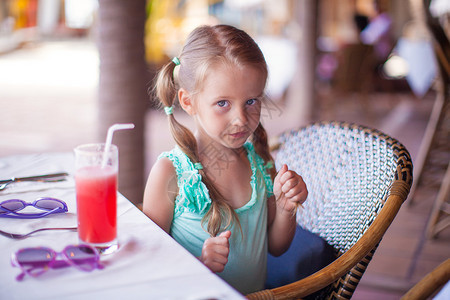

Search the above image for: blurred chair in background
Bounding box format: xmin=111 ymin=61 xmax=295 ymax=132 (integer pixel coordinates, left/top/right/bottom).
xmin=407 ymin=0 xmax=449 ymax=240
xmin=401 ymin=258 xmax=450 ymax=300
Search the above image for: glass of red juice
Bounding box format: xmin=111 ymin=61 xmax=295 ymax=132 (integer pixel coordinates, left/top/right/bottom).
xmin=74 ymin=143 xmax=118 ymax=255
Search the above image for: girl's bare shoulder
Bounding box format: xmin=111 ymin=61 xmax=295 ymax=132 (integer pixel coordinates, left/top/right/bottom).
xmin=148 ymin=157 xmax=177 ymax=185
xmin=143 ymin=157 xmax=178 ymax=233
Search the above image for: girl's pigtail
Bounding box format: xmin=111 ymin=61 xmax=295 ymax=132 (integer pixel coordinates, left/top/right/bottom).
xmin=252 ymin=123 xmax=276 ymax=180
xmin=155 ymin=61 xmax=177 ymax=108
xmin=155 ymin=60 xmax=198 ymax=164
xmin=201 ymin=177 xmax=237 ymax=237
xmin=156 ymin=59 xmax=240 ymax=237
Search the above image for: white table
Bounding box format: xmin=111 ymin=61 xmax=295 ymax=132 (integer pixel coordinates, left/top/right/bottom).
xmin=0 ymin=153 xmax=244 ymax=300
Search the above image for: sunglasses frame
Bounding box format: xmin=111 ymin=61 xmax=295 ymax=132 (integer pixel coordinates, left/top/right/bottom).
xmin=0 ymin=197 xmax=68 ymax=218
xmin=11 ymin=244 xmax=103 ymax=281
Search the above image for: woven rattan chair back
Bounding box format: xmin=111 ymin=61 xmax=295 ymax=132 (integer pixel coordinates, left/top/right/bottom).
xmin=247 ymin=122 xmax=413 ymax=300
xmin=279 ymin=122 xmax=406 ymax=253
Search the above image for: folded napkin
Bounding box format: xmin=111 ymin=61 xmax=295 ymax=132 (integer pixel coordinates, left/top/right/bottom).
xmin=0 ymin=176 xmax=75 ymax=195
xmin=0 ymin=152 xmax=75 ymax=195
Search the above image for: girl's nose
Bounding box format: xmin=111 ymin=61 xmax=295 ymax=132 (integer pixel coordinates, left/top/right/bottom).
xmin=231 ymin=108 xmax=248 ymax=126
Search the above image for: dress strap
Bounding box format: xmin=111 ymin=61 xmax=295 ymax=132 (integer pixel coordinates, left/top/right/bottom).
xmin=244 ymin=142 xmax=274 ymax=198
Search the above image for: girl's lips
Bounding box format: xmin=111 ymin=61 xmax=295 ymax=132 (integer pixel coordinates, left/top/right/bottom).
xmin=229 ymin=131 xmax=248 ymax=139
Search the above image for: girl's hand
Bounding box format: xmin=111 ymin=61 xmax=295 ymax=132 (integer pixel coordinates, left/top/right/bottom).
xmin=200 ymin=231 xmax=231 ymax=273
xmin=273 ymin=164 xmax=308 ymax=214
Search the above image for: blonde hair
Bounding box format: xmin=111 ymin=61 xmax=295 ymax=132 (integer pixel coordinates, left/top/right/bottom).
xmin=154 ymin=24 xmax=275 ymax=237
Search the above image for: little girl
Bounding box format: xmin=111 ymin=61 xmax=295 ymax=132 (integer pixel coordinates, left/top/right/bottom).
xmin=143 ymin=24 xmax=307 ymax=294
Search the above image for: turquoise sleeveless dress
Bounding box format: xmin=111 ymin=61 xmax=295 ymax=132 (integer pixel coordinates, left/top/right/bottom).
xmin=158 ymin=142 xmax=274 ymax=294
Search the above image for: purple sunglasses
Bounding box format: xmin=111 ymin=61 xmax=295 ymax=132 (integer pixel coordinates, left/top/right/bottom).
xmin=0 ymin=197 xmax=68 ymax=218
xmin=11 ymin=244 xmax=103 ymax=281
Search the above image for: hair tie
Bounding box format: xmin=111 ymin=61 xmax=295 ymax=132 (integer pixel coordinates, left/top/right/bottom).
xmin=194 ymin=162 xmax=203 ymax=170
xmin=164 ymin=106 xmax=174 ymax=115
xmin=172 ymin=57 xmax=180 ymax=66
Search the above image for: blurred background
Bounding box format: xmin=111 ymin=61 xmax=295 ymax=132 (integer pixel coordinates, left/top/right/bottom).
xmin=0 ymin=0 xmax=449 ymax=298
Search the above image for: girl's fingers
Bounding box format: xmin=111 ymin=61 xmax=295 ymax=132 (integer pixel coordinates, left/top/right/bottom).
xmin=212 ymin=252 xmax=229 ymax=265
xmin=201 ymin=231 xmax=231 ymax=273
xmin=219 ymin=230 xmax=231 ymax=239
xmin=208 ymin=260 xmax=228 ymax=273
xmin=202 ymin=230 xmax=231 ymax=259
xmin=202 ymin=245 xmax=229 ymax=264
xmin=281 ymin=177 xmax=299 ymax=194
xmin=278 ymin=164 xmax=288 ymax=175
xmin=283 ymin=181 xmax=306 ymax=198
xmin=204 ymin=245 xmax=229 ymax=257
xmin=278 ymin=169 xmax=299 ymax=187
xmin=205 ymin=231 xmax=230 ymax=245
xmin=274 ymin=164 xmax=288 ymax=184
xmin=275 ymin=166 xmax=308 ymax=210
xmin=286 ymin=192 xmax=307 ymax=204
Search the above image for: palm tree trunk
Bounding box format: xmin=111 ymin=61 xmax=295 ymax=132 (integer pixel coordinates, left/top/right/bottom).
xmin=97 ymin=0 xmax=147 ymax=205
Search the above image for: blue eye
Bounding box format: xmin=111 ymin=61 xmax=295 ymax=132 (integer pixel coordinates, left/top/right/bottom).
xmin=246 ymin=98 xmax=258 ymax=106
xmin=217 ymin=100 xmax=229 ymax=107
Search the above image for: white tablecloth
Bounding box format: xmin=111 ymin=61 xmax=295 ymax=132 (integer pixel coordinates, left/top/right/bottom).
xmin=0 ymin=153 xmax=244 ymax=300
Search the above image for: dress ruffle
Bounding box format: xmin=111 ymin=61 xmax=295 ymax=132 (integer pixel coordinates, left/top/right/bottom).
xmin=244 ymin=143 xmax=274 ymax=202
xmin=158 ymin=147 xmax=211 ymax=216
xmin=177 ymin=169 xmax=211 ymax=215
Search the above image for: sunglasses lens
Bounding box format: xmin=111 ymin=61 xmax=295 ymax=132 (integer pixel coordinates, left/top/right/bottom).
xmin=0 ymin=200 xmax=25 ymax=214
xmin=64 ymin=245 xmax=98 ymax=271
xmin=35 ymin=198 xmax=65 ymax=210
xmin=16 ymin=248 xmax=53 ymax=269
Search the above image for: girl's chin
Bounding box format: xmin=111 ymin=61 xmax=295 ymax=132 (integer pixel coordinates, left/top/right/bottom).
xmin=200 ymin=135 xmax=248 ymax=151
xmin=224 ymin=138 xmax=248 ymax=149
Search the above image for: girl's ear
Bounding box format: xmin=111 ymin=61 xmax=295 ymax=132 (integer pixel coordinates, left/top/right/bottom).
xmin=178 ymin=88 xmax=196 ymax=115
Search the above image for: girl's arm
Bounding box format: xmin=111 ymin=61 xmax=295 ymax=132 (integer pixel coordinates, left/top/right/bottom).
xmin=143 ymin=158 xmax=230 ymax=273
xmin=267 ymin=164 xmax=308 ymax=256
xmin=143 ymin=158 xmax=178 ymax=233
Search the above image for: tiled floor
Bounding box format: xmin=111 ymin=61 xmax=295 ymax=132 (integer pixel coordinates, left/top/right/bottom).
xmin=1 ymin=39 xmax=448 ymax=299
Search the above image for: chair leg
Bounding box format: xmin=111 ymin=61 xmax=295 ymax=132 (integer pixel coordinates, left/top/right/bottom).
xmin=426 ymin=162 xmax=450 ymax=238
xmin=408 ymin=92 xmax=446 ymax=205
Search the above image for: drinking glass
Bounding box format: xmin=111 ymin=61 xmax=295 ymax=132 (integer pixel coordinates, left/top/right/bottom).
xmin=74 ymin=143 xmax=118 ymax=254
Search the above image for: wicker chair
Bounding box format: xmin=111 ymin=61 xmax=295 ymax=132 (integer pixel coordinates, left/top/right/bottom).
xmin=247 ymin=121 xmax=413 ymax=300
